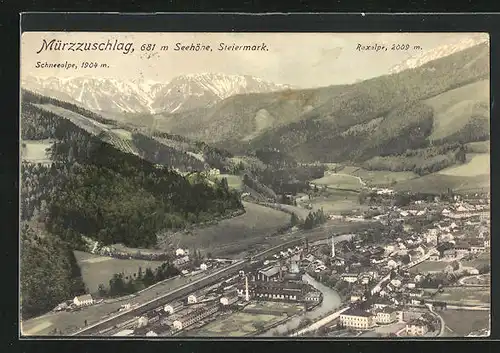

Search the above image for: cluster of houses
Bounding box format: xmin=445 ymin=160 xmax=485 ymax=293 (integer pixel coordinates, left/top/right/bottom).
xmin=339 ymin=305 xmax=438 ymax=336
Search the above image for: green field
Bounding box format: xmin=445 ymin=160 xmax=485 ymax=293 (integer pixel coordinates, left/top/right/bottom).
xmin=20 ymin=139 xmax=53 ymax=163
xmin=243 ymin=301 xmax=305 ymax=315
xmin=349 ymin=168 xmax=419 ymax=187
xmin=433 ymin=287 xmax=490 ymax=304
xmin=74 ymin=251 xmax=164 ymax=293
xmin=425 ymin=80 xmax=489 ymax=141
xmin=393 ymin=173 xmax=490 ymax=194
xmin=194 ymin=312 xmax=285 ymax=336
xmin=308 ymin=190 xmax=368 ymax=214
xmin=216 ymin=174 xmax=243 ymax=191
xmin=312 ymin=173 xmax=363 ymax=191
xmin=461 ymin=252 xmax=490 ymax=269
xmin=438 ymin=153 xmax=490 ymax=177
xmin=169 ymin=202 xmax=289 ymax=256
xmin=440 ymin=310 xmax=490 ymax=336
xmin=409 ymin=261 xmax=449 ymax=274
xmin=466 ymin=141 xmax=490 ymax=153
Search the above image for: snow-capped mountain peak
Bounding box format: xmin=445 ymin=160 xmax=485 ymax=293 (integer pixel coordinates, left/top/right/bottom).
xmin=389 ymin=35 xmax=489 ymax=74
xmin=21 ymin=73 xmax=292 ymax=114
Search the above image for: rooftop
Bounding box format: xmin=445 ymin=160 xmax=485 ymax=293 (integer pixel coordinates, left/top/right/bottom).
xmin=75 ymin=294 xmax=93 ymax=301
xmin=342 ymin=308 xmax=373 ymax=318
xmin=259 ymin=266 xmax=280 ymax=278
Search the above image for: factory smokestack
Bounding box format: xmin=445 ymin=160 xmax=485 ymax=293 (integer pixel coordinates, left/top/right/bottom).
xmin=245 ymin=276 xmax=250 ymax=301
xmin=331 ymin=236 xmax=336 ymax=258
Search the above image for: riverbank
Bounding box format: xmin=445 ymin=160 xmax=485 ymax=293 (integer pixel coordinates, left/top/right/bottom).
xmin=258 ymin=273 xmax=343 ymax=336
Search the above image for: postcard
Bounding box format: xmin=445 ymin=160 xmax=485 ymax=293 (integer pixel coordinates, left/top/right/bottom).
xmin=20 ymin=30 xmax=490 ymax=338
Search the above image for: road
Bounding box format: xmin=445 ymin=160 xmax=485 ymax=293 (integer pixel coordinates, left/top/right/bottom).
xmin=446 ymin=305 xmax=490 ymax=311
xmin=426 ymin=303 xmax=445 ymax=337
xmin=458 ymin=274 xmax=489 ymax=286
xmin=290 ymin=307 xmax=351 ymax=336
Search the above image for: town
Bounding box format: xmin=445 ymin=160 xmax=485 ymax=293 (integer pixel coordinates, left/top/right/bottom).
xmin=54 ymin=188 xmax=490 ymax=338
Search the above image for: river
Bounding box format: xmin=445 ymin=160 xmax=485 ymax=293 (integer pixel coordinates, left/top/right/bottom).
xmin=258 ymin=233 xmax=356 ymax=336
xmin=259 ymin=273 xmax=342 ymax=336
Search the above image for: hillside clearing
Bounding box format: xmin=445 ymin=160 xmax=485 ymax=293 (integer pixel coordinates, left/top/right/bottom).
xmin=34 ymin=104 xmax=114 ymax=135
xmin=426 ymin=80 xmax=489 ymax=141
xmin=466 ymin=141 xmax=490 ymax=153
xmin=110 ymin=129 xmax=133 ymax=140
xmin=20 ymin=140 xmax=53 ymax=163
xmin=216 ymin=174 xmax=243 ymax=191
xmin=168 ymin=202 xmax=290 ymax=256
xmin=393 ymin=173 xmax=490 ymax=194
xmin=347 ymin=168 xmax=418 ymax=187
xmin=438 ymin=153 xmax=489 ymax=177
xmin=74 ymin=251 xmax=164 ymax=293
xmin=311 ymin=173 xmax=363 ymax=191
xmin=308 ymin=190 xmax=368 ymax=215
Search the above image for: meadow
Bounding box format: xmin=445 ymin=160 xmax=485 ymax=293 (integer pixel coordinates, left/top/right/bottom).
xmin=74 ymin=251 xmax=164 ymax=293
xmin=312 ymin=173 xmax=363 ymax=191
xmin=425 ymin=80 xmax=489 ymax=142
xmin=194 ymin=312 xmax=285 ymax=337
xmin=409 ymin=261 xmax=448 ymax=274
xmin=308 ymin=190 xmax=368 ymax=215
xmin=438 ymin=153 xmax=490 ymax=177
xmin=20 ymin=139 xmax=53 ymax=163
xmin=168 ymin=202 xmax=290 ymax=256
xmin=432 ymin=287 xmax=490 ymax=304
xmin=440 ymin=310 xmax=490 ymax=336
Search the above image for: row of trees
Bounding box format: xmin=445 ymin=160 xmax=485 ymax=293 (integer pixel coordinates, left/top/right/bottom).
xmin=100 ymin=262 xmax=180 ymax=297
xmin=302 ymin=208 xmax=327 ymax=230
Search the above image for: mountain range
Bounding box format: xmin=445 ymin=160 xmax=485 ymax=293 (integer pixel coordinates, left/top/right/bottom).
xmin=147 ymin=42 xmax=489 ymax=160
xmin=21 ymin=39 xmax=490 ymax=194
xmin=21 ymin=73 xmax=292 ymax=114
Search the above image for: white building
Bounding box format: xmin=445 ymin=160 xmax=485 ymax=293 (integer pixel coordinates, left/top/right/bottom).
xmin=175 ymin=248 xmax=186 ymax=256
xmin=387 ymin=259 xmax=398 ymax=269
xmin=200 ymin=263 xmax=208 ymax=271
xmin=187 ymin=295 xmax=197 ymax=304
xmin=340 ymin=308 xmax=374 ymax=330
xmin=375 ymin=307 xmax=398 ymax=324
xmin=73 ymin=294 xmax=94 ymax=307
xmin=405 ymin=320 xmax=429 ymax=336
xmin=341 ymin=273 xmax=359 ymax=283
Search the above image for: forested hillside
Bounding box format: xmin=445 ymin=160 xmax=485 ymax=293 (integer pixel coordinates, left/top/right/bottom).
xmin=21 ymin=224 xmax=86 ymax=320
xmin=21 ymin=98 xmax=243 ymax=248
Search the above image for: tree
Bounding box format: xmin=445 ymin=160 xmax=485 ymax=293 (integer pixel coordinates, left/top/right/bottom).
xmin=290 ymin=213 xmax=300 ymax=226
xmin=253 ymin=322 xmax=265 ymax=331
xmin=358 ymin=191 xmax=368 ymax=204
xmin=97 ymin=284 xmax=107 ymax=297
xmin=143 ymin=267 xmax=155 ymax=287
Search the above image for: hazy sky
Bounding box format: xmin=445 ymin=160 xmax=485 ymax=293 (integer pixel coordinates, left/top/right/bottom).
xmin=21 ymin=32 xmax=488 ymax=88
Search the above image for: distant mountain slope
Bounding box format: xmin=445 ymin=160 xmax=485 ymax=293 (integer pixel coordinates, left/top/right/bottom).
xmin=151 ymin=73 xmax=292 ymax=113
xmin=21 ymin=73 xmax=292 ymax=114
xmin=389 ymin=34 xmax=488 ymax=74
